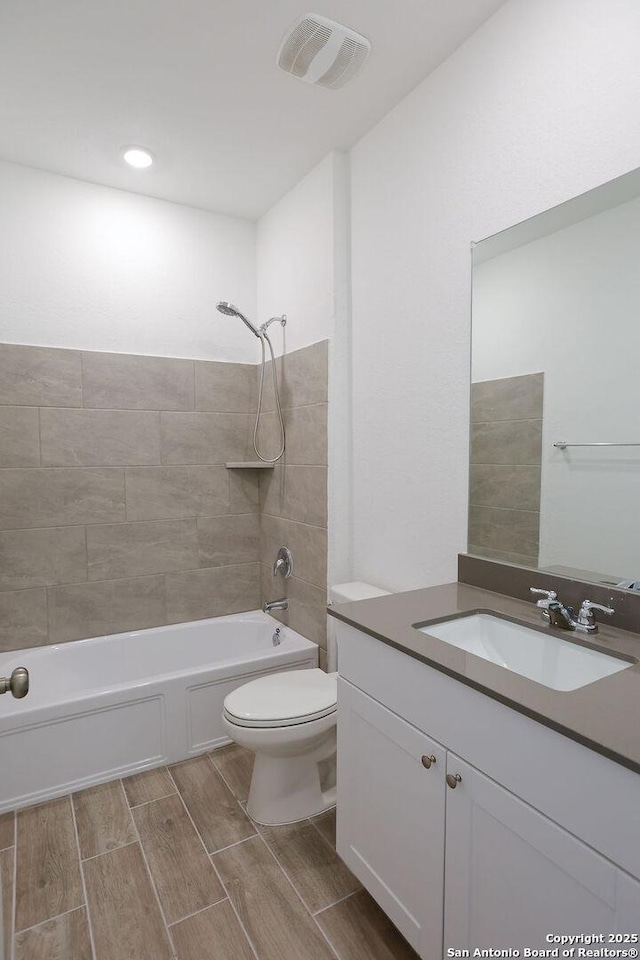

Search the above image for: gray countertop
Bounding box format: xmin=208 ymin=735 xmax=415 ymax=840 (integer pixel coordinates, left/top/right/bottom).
xmin=328 ymin=581 xmax=640 ymax=774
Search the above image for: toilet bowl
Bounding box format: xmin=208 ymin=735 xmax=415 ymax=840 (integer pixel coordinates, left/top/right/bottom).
xmin=222 ymin=668 xmax=337 ymax=825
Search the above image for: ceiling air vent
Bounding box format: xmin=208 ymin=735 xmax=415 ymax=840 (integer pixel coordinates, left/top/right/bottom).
xmin=277 ymin=14 xmax=371 ymax=90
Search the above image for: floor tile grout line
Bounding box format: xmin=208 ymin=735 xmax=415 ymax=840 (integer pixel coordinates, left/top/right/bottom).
xmin=163 ymin=762 xmax=259 ymax=959
xmin=206 ymin=760 xmax=269 ymax=856
xmin=208 ymin=857 xmax=261 ymax=960
xmin=206 ymin=833 xmax=256 ymax=857
xmin=202 ymin=752 xmax=263 ymax=850
xmin=80 ymin=839 xmax=138 ymax=863
xmin=312 ymin=889 xmax=361 ymax=918
xmin=206 ymin=750 xmax=251 ymax=810
xmin=164 ymin=751 xmax=264 ymax=944
xmin=165 ymin=764 xmax=214 ymax=856
xmin=248 ymin=826 xmax=312 ymax=914
xmin=69 ymin=793 xmax=98 ymax=960
xmin=12 ymin=903 xmax=87 ymax=940
xmin=237 ymin=795 xmax=346 ymax=960
xmin=166 ymin=895 xmax=228 ymax=929
xmin=128 ymin=767 xmax=256 ymax=926
xmin=314 ymin=916 xmax=348 ymax=960
xmin=125 ymin=789 xmax=178 ymax=810
xmin=10 ymin=808 xmax=16 ymax=960
xmin=308 ymin=812 xmax=339 ymax=855
xmin=118 ymin=779 xmax=178 ymax=960
xmin=246 ymin=823 xmax=340 ymax=959
xmin=252 ymin=829 xmax=342 ymax=960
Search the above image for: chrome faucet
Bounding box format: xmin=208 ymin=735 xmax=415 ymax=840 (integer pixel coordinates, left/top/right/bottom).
xmin=530 ymin=587 xmax=614 ymax=634
xmin=263 ymin=598 xmax=288 ymax=613
xmin=547 ymin=599 xmax=578 ymax=631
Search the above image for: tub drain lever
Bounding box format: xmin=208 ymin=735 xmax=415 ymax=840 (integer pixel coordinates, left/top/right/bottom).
xmin=0 ymin=666 xmax=29 ymax=698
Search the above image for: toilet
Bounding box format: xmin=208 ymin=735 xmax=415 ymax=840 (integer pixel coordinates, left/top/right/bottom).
xmin=222 ymin=581 xmax=390 ymax=825
xmin=223 ymin=668 xmax=338 ymax=824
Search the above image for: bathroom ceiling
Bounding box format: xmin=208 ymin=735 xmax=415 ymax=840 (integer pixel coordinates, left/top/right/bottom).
xmin=0 ymin=0 xmax=505 ymax=219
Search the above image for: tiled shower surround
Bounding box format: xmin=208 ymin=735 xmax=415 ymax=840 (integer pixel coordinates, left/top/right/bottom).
xmin=0 ymin=340 xmax=328 ymax=655
xmin=258 ymin=341 xmax=329 ymax=665
xmin=469 ymin=372 xmax=543 ymax=566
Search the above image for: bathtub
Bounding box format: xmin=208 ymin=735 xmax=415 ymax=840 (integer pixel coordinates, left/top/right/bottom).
xmin=0 ymin=611 xmax=317 ymax=813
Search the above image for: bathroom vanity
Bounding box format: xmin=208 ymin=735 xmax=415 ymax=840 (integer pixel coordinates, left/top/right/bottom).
xmin=330 ymin=583 xmax=640 ymax=958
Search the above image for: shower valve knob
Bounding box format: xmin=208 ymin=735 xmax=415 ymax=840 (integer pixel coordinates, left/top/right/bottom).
xmin=272 ymin=546 xmax=293 ymax=579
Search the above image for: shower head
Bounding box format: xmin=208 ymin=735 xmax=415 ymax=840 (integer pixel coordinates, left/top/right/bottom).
xmin=216 ymin=301 xmax=261 ymax=338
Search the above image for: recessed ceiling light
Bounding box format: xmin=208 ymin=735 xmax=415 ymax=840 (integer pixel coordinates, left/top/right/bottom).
xmin=122 ymin=147 xmax=155 ymax=169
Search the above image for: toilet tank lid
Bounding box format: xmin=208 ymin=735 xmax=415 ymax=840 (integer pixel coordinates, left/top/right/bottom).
xmin=330 ymin=581 xmax=390 ymax=604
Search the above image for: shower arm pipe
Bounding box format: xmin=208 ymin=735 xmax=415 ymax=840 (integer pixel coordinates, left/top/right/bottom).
xmin=259 ymin=315 xmax=287 ymax=336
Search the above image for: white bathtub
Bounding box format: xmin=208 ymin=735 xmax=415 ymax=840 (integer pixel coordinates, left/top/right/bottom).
xmin=0 ymin=611 xmax=317 ymax=812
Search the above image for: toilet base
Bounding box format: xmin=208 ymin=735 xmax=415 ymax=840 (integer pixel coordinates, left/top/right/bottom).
xmin=246 ymin=726 xmax=337 ymax=825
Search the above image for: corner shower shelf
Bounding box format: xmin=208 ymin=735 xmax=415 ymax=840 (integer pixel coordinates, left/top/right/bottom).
xmin=225 ymin=461 xmax=275 ymax=469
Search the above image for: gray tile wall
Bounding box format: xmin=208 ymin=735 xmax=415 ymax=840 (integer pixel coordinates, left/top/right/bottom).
xmin=0 ymin=344 xmax=261 ymax=650
xmin=469 ymin=373 xmax=543 ymax=567
xmin=257 ymin=341 xmax=329 ymax=667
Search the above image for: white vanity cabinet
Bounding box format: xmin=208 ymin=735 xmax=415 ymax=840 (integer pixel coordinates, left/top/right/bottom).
xmin=335 ymin=621 xmax=640 ymax=957
xmin=443 ymin=755 xmax=640 ymax=949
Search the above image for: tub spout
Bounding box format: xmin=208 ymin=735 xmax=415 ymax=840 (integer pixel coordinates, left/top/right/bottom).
xmin=263 ymin=598 xmax=288 ymax=613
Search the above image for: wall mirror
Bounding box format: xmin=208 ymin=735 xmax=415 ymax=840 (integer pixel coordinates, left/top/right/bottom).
xmin=468 ymin=166 xmax=640 ymax=592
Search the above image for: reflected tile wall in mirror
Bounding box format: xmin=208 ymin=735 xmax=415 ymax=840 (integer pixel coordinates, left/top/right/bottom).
xmin=469 ymin=373 xmax=543 ymax=567
xmin=468 ymin=165 xmax=640 ymax=592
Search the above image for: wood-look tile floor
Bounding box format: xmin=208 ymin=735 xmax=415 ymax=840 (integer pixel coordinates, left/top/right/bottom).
xmin=2 ymin=745 xmax=418 ymax=960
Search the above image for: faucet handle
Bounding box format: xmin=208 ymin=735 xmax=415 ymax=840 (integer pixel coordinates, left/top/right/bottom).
xmin=529 ymin=587 xmax=557 ymax=607
xmin=578 ymin=599 xmax=615 ymax=618
xmin=580 ymin=600 xmax=615 ymax=615
xmin=576 ymin=599 xmax=615 ymax=633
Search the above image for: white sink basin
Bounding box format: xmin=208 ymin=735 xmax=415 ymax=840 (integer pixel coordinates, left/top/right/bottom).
xmin=418 ymin=613 xmax=633 ymax=691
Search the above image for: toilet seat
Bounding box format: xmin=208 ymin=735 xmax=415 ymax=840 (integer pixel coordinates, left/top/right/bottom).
xmin=223 ymin=668 xmax=337 ymax=728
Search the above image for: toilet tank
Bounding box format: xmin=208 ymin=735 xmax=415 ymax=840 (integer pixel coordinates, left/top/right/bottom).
xmin=327 ymin=581 xmax=390 ymax=672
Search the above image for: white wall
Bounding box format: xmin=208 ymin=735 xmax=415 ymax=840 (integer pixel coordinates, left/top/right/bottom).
xmin=0 ymin=161 xmax=257 ymax=361
xmin=348 ymin=0 xmax=640 ymax=592
xmin=473 ymin=195 xmax=640 ymax=579
xmin=257 ymin=154 xmax=339 ymax=357
xmin=257 ymin=152 xmax=352 ymax=589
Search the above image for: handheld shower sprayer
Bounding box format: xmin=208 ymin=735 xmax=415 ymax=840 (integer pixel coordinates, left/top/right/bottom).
xmin=215 ymin=301 xmax=262 ymax=338
xmin=215 ymin=302 xmax=287 ymax=339
xmin=215 ymin=300 xmax=287 ymax=463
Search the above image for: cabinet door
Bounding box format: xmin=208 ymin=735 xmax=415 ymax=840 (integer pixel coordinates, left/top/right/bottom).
xmin=615 ymin=870 xmax=640 ymax=934
xmin=337 ymin=679 xmax=445 ymax=958
xmin=444 ymin=754 xmax=637 ymax=950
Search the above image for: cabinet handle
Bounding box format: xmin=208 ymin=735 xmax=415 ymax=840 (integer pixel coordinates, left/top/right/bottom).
xmin=421 ymin=754 xmax=436 ymax=769
xmin=446 ymin=773 xmax=462 ymax=789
